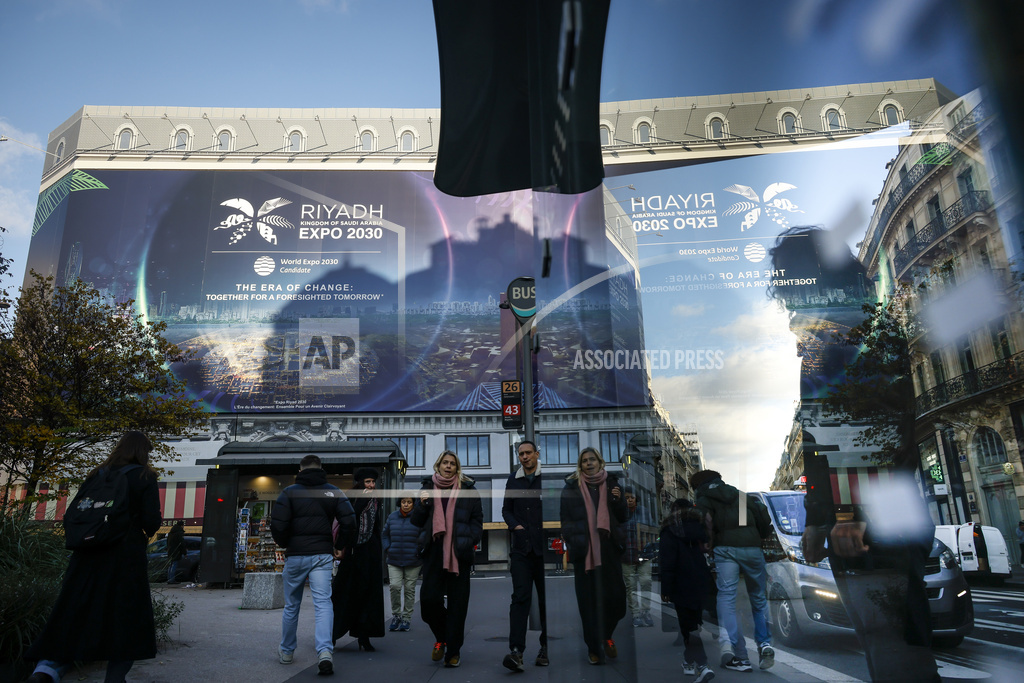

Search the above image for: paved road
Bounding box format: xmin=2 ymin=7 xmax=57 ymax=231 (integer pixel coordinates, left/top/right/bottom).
xmin=57 ymin=571 xmax=1024 ymax=683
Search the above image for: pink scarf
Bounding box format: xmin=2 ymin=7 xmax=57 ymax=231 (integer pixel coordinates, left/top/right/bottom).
xmin=580 ymin=470 xmax=611 ymax=571
xmin=431 ymin=472 xmax=461 ymax=575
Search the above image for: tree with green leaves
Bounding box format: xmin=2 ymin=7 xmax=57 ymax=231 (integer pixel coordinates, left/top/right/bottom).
xmin=0 ymin=272 xmax=207 ymax=504
xmin=822 ymin=291 xmax=918 ymax=469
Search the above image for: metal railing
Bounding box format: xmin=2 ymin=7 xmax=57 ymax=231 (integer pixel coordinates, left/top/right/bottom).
xmin=891 ymin=190 xmax=992 ymax=275
xmin=916 ymin=349 xmax=1024 ymax=415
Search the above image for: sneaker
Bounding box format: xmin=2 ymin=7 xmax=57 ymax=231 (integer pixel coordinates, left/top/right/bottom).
xmin=535 ymin=647 xmax=549 ymax=667
xmin=588 ymin=652 xmax=603 ymax=665
xmin=642 ymin=610 xmax=655 ymax=627
xmin=632 ymin=616 xmax=644 ymax=627
xmin=317 ymin=650 xmax=333 ymax=676
xmin=722 ymin=657 xmax=752 ymax=672
xmin=604 ymin=639 xmax=618 ymax=659
xmin=695 ymin=665 xmax=716 ymax=682
xmin=444 ymin=655 xmax=461 ymax=668
xmin=758 ymin=644 xmax=775 ymax=670
xmin=431 ymin=641 xmax=446 ymax=661
xmin=682 ymin=660 xmax=697 ymax=675
xmin=503 ymin=649 xmax=525 ymax=672
xmin=399 ymin=619 xmax=411 ymax=631
xmin=719 ymin=648 xmax=734 ymax=667
xmin=388 ymin=615 xmax=402 ymax=631
xmin=279 ymin=649 xmax=294 ymax=665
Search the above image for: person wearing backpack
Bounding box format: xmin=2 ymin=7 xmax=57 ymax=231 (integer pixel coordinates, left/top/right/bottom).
xmin=24 ymin=431 xmax=162 ymax=683
xmin=691 ymin=469 xmax=774 ymax=673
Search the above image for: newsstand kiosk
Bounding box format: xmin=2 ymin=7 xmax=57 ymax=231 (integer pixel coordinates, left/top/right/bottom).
xmin=197 ymin=439 xmax=406 ymax=585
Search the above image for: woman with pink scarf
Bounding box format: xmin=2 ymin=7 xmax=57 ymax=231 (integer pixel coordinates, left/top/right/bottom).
xmin=560 ymin=447 xmax=628 ymax=665
xmin=410 ymin=450 xmax=483 ymax=668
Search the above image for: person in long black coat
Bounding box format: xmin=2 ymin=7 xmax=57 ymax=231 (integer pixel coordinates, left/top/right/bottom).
xmin=332 ymin=467 xmax=386 ymax=651
xmin=25 ymin=431 xmax=162 ymax=683
xmin=411 ymin=450 xmax=483 ymax=668
xmin=559 ymin=447 xmax=627 ymax=665
xmin=660 ymin=498 xmax=714 ymax=681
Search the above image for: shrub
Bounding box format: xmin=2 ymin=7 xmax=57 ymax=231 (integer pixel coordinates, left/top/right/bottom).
xmin=151 ymin=589 xmax=185 ymax=644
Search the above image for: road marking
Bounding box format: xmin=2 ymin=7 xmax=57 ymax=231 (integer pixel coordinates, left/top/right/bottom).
xmin=973 ymin=618 xmax=1024 ymax=634
xmin=932 ymin=658 xmax=991 ymax=679
xmin=738 ymin=636 xmax=864 ymax=682
xmin=964 ymin=636 xmax=1024 ymax=654
xmin=972 ymin=590 xmax=1024 ymax=603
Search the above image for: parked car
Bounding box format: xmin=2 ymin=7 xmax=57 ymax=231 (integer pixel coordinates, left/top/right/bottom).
xmin=754 ymin=491 xmax=974 ymax=649
xmin=934 ymin=523 xmax=1011 ymax=584
xmin=147 ymin=535 xmax=202 ymax=583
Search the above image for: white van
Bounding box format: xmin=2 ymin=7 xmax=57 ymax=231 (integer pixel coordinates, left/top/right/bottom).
xmin=934 ymin=522 xmax=1011 ymax=583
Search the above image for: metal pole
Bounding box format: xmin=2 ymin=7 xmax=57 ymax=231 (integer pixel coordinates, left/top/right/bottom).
xmin=521 ymin=320 xmax=535 ymax=443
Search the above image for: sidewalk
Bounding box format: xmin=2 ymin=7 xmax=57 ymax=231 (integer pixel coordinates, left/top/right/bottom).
xmin=55 ymin=573 xmax=859 ymax=683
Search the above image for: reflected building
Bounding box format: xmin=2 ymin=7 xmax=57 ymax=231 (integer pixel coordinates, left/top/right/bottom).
xmin=858 ymin=89 xmax=1024 ymax=562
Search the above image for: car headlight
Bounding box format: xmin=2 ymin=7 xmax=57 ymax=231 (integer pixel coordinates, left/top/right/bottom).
xmin=784 ymin=541 xmax=829 ymax=569
xmin=939 ymin=548 xmax=957 ymax=570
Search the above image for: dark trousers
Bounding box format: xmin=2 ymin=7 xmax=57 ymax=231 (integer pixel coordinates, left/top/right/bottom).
xmin=572 ymin=554 xmax=626 ymax=658
xmin=508 ymin=551 xmax=547 ymax=652
xmin=420 ymin=544 xmax=472 ymax=658
xmin=675 ymin=604 xmax=708 ymax=666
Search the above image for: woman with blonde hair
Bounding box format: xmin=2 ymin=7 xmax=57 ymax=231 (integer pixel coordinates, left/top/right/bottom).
xmin=410 ymin=450 xmax=483 ymax=668
xmin=559 ymin=447 xmax=628 ymax=665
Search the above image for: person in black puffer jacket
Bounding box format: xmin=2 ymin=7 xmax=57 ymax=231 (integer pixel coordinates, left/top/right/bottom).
xmin=559 ymin=447 xmax=627 ymax=665
xmin=661 ymin=498 xmax=715 ymax=681
xmin=411 ymin=450 xmax=483 ymax=668
xmin=271 ymin=454 xmax=356 ymax=675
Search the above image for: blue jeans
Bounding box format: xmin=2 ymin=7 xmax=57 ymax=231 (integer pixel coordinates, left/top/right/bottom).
xmin=35 ymin=659 xmax=132 ymax=683
xmin=280 ymin=553 xmax=335 ymax=656
xmin=167 ymin=556 xmax=181 ymax=582
xmin=714 ymin=546 xmax=770 ymax=659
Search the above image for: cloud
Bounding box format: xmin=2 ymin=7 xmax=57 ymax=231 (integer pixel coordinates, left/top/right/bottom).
xmin=298 ymin=0 xmax=351 ymax=12
xmin=709 ymin=299 xmax=794 ymax=348
xmin=0 ymin=120 xmax=45 ymax=284
xmin=0 ymin=121 xmax=45 ymax=182
xmin=672 ymin=302 xmax=706 ymax=318
xmin=652 ymin=339 xmax=801 ymax=491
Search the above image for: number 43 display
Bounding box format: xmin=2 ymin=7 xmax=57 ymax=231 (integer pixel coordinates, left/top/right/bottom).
xmin=501 ymin=380 xmax=523 ymax=430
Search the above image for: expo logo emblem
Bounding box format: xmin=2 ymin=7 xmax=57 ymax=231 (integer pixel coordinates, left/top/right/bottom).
xmin=298 ymin=319 xmax=359 ymax=389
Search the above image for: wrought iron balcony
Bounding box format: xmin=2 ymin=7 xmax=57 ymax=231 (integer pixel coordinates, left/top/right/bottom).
xmin=916 ymin=349 xmax=1024 ymax=415
xmin=892 ymin=190 xmax=992 ymax=275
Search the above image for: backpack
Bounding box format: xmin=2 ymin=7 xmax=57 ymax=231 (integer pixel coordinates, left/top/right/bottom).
xmin=63 ymin=465 xmax=140 ymax=550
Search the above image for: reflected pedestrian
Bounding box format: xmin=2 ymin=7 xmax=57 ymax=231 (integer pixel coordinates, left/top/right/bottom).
xmin=333 ymin=468 xmax=386 ymax=651
xmin=559 ymin=447 xmax=627 ymax=665
xmin=412 ymin=451 xmax=483 ymax=668
xmin=24 ymin=431 xmax=161 ymax=683
xmin=382 ymin=495 xmax=426 ymax=632
xmin=166 ymin=520 xmax=186 ymax=584
xmin=621 ymin=487 xmax=654 ymax=627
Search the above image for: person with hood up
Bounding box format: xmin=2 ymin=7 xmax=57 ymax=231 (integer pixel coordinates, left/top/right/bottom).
xmin=332 ymin=467 xmax=386 ymax=652
xmin=559 ymin=447 xmax=627 ymax=665
xmin=411 ymin=450 xmax=483 ymax=668
xmin=661 ymin=498 xmax=715 ymax=683
xmin=691 ymin=469 xmax=774 ymax=673
xmin=382 ymin=495 xmax=427 ymax=632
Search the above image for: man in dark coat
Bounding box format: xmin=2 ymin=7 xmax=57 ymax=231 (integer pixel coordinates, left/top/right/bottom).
xmin=501 ymin=440 xmax=549 ymax=671
xmin=166 ymin=519 xmax=186 ymax=583
xmin=271 ymin=454 xmax=356 ymax=676
xmin=692 ymin=469 xmax=773 ymax=673
xmin=332 ymin=467 xmax=386 ymax=651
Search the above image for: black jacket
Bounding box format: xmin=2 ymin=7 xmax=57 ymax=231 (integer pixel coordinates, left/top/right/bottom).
xmin=411 ymin=476 xmax=483 ymax=561
xmin=660 ymin=505 xmax=711 ymax=610
xmin=559 ymin=472 xmax=627 ymax=565
xmin=271 ymin=468 xmax=356 ymax=556
xmin=166 ymin=524 xmax=186 ymax=560
xmin=693 ymin=477 xmax=771 ymax=549
xmin=501 ymin=464 xmax=546 ymax=556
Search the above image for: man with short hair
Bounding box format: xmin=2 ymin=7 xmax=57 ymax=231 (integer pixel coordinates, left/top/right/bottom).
xmin=272 ymin=454 xmax=356 ymax=676
xmin=501 ymin=440 xmax=549 ymax=671
xmin=691 ymin=469 xmax=774 ymax=673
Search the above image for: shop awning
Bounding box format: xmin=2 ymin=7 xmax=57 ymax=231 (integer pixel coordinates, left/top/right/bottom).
xmin=196 ymin=451 xmax=395 ymax=467
xmin=196 ymin=439 xmax=404 ymax=467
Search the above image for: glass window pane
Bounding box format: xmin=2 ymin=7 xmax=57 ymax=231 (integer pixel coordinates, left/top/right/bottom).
xmin=175 ymin=131 xmax=188 ymax=150
xmin=637 ymin=123 xmax=650 ymax=143
xmin=289 ymin=132 xmax=301 ymax=152
xmin=119 ymin=130 xmax=132 ymax=149
xmin=711 ymin=119 xmax=723 ymax=138
xmin=783 ymin=114 xmax=796 ymax=134
xmin=401 ymin=132 xmax=414 ymax=152
xmin=361 ymin=132 xmax=373 ymax=151
xmin=218 ymin=132 xmax=231 ymax=151
xmin=884 ymin=105 xmax=900 ymax=126
xmin=600 ymin=126 xmax=611 ymax=146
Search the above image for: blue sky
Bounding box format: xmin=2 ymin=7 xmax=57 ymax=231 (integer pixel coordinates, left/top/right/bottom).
xmin=0 ymin=0 xmax=985 ymax=487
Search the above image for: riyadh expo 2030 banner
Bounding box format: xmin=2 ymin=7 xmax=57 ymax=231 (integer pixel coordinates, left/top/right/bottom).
xmin=26 ymin=168 xmax=650 ymax=413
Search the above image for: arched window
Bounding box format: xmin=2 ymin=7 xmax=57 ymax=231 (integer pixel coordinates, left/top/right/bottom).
xmin=118 ymin=129 xmax=133 ymax=150
xmin=634 ymin=122 xmax=651 ymax=144
xmin=710 ymin=118 xmax=725 ymax=139
xmin=400 ymin=131 xmax=415 ymax=152
xmin=289 ymin=131 xmax=303 ymax=152
xmin=973 ymin=427 xmax=1008 ymax=467
xmin=217 ymin=131 xmax=232 ymax=152
xmin=782 ymin=113 xmax=797 ymax=135
xmin=884 ymin=105 xmax=901 ymax=126
xmin=600 ymin=126 xmax=611 ymax=146
xmin=54 ymin=141 xmax=64 ymax=164
xmin=174 ymin=130 xmax=189 ymax=151
xmin=360 ymin=131 xmax=374 ymax=152
xmin=825 ymin=109 xmax=843 ymax=131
